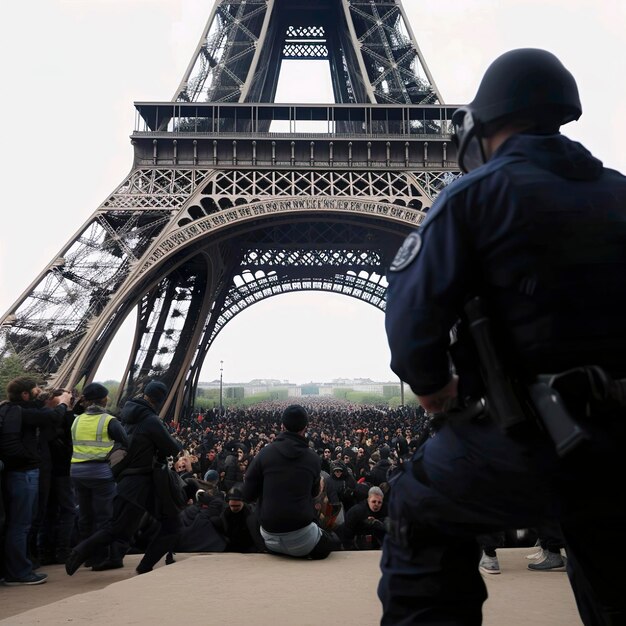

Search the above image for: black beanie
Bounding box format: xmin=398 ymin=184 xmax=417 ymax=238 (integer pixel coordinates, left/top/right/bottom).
xmin=144 ymin=380 xmax=168 ymax=403
xmin=83 ymin=382 xmax=109 ymax=402
xmin=281 ymin=404 xmax=308 ymax=433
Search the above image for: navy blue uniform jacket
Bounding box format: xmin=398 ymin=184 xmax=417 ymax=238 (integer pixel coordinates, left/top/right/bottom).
xmin=386 ymin=133 xmax=626 ymax=396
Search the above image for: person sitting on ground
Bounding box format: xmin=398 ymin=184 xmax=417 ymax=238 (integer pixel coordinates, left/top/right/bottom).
xmin=328 ymin=460 xmax=359 ymax=512
xmin=211 ymin=486 xmax=264 ymax=553
xmin=174 ymin=456 xmax=195 ymax=480
xmin=242 ymin=405 xmax=337 ymax=559
xmin=341 ymin=486 xmax=387 ymax=550
xmin=175 ymin=484 xmax=227 ymax=554
xmin=365 ymin=446 xmax=392 ymax=486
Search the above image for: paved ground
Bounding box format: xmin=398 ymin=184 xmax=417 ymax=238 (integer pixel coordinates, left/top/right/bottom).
xmin=0 ymin=548 xmax=581 ymax=625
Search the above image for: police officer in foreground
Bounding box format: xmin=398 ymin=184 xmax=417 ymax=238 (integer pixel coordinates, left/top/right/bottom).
xmin=382 ymin=49 xmax=626 ymax=625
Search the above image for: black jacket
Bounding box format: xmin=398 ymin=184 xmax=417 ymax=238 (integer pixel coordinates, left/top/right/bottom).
xmin=116 ymin=397 xmax=181 ymax=507
xmin=212 ymin=504 xmax=264 ymax=553
xmin=177 ymin=496 xmax=227 ymax=553
xmin=0 ymin=401 xmax=68 ymax=471
xmin=242 ymin=431 xmax=321 ymax=533
xmin=342 ymin=500 xmax=387 ymax=548
xmin=366 ymin=459 xmax=392 ymax=486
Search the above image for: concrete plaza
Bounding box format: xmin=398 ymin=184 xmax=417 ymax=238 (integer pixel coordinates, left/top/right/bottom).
xmin=0 ymin=548 xmax=581 ymax=625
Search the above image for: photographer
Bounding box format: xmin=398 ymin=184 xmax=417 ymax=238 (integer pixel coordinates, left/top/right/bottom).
xmin=34 ymin=388 xmax=77 ymax=566
xmin=0 ymin=377 xmax=71 ymax=586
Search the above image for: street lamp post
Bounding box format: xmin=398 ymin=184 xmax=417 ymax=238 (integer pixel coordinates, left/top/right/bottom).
xmin=219 ymin=360 xmax=224 ymax=415
xmin=400 ymin=379 xmax=405 ymax=407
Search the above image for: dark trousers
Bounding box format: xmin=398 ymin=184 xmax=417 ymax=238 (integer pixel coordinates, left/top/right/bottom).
xmin=0 ymin=467 xmax=5 ymax=536
xmin=536 ymin=519 xmax=566 ymax=553
xmin=477 ymin=531 xmax=505 ymax=558
xmin=28 ymin=467 xmax=50 ymax=560
xmin=38 ymin=475 xmax=76 ymax=557
xmin=73 ymin=477 xmax=116 ymax=540
xmin=73 ymin=495 xmax=180 ymax=571
xmin=72 ymin=476 xmax=117 ymax=564
xmin=378 ymin=419 xmax=625 ymax=626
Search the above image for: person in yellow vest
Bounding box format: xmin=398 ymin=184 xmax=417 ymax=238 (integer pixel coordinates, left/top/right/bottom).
xmin=70 ymin=383 xmax=128 ymax=570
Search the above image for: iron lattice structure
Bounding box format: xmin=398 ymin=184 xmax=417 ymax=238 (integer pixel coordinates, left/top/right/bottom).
xmin=0 ymin=0 xmax=460 ymax=417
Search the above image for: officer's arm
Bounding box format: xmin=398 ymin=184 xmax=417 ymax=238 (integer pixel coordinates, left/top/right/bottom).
xmin=385 ymin=203 xmax=474 ymax=396
xmin=417 ymin=376 xmax=459 ymax=414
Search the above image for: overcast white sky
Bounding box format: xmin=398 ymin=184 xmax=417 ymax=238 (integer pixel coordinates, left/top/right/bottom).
xmin=0 ymin=0 xmax=624 ymax=384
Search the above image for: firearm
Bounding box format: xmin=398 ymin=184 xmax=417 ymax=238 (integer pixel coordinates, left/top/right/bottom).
xmin=464 ymin=297 xmax=588 ymax=456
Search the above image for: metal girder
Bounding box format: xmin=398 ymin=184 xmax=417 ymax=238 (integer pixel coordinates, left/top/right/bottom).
xmin=174 ymin=0 xmax=441 ymax=106
xmin=0 ymin=1 xmax=458 ymax=418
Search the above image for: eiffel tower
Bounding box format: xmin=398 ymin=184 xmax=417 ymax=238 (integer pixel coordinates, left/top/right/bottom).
xmin=0 ymin=0 xmax=459 ymax=416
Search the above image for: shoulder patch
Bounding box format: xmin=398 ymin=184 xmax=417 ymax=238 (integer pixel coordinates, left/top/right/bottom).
xmin=390 ymin=232 xmax=422 ymax=272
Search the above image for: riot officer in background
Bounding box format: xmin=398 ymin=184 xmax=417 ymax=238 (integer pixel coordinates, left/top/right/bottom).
xmin=381 ymin=49 xmax=626 ymax=625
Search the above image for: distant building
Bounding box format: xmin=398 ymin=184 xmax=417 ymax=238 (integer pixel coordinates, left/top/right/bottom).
xmin=197 ymin=377 xmax=400 ymax=399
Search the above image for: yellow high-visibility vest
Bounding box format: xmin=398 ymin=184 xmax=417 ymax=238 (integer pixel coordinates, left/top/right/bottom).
xmin=71 ymin=413 xmax=115 ymax=463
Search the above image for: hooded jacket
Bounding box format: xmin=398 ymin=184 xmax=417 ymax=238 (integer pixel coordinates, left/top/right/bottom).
xmin=116 ymin=397 xmax=181 ymax=506
xmin=242 ymin=430 xmax=321 ymax=533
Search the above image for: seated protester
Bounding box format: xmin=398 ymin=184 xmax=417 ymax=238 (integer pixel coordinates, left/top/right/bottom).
xmin=320 ymin=448 xmax=333 ymax=474
xmin=342 ymin=486 xmax=387 ymax=550
xmin=354 ymin=447 xmax=370 ymax=480
xmin=342 ymin=452 xmax=355 ymax=474
xmin=174 ymin=456 xmax=195 ymax=480
xmin=202 ymin=469 xmax=221 ymax=490
xmin=211 ymin=486 xmax=264 ymax=553
xmin=243 ymin=405 xmax=337 ymax=560
xmin=314 ymin=471 xmax=343 ymax=532
xmin=328 ymin=460 xmax=358 ymax=512
xmin=364 ymin=446 xmax=392 ymax=486
xmin=200 ymin=448 xmax=221 ymax=480
xmin=222 ymin=442 xmax=246 ymax=491
xmin=176 ymin=487 xmax=227 ymax=553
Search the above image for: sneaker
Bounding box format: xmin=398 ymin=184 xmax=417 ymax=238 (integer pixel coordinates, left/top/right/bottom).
xmin=528 ymin=551 xmax=566 ymax=571
xmin=479 ymin=552 xmax=500 ymax=575
xmin=3 ymin=572 xmax=48 ymax=586
xmin=526 ymin=548 xmax=544 ymax=560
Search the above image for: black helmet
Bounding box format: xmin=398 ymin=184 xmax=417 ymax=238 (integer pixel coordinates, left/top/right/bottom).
xmin=452 ymin=48 xmax=582 ymax=172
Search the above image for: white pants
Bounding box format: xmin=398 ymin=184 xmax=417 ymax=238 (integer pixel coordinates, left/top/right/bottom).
xmin=260 ymin=522 xmax=322 ymax=557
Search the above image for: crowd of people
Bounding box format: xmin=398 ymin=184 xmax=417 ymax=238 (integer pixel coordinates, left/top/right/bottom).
xmin=0 ymin=376 xmax=431 ymax=585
